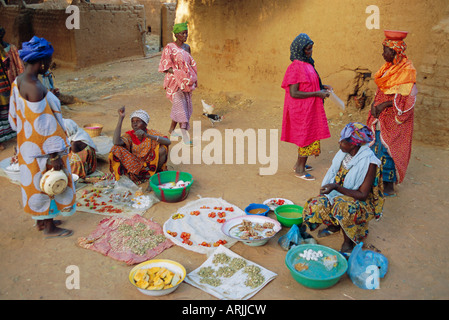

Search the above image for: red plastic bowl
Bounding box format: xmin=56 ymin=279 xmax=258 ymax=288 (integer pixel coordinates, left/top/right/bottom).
xmin=384 ymin=30 xmax=408 ymax=40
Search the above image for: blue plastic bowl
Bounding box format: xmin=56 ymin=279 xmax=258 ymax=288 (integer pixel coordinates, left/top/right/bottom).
xmin=245 ymin=203 xmax=270 ymax=216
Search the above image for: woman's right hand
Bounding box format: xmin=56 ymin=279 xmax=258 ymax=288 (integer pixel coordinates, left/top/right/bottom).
xmin=118 ymin=106 xmax=126 ymax=118
xmin=316 ymin=89 xmax=330 ymax=99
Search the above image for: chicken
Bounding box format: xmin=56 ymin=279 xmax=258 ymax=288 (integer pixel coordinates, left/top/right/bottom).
xmin=201 ymin=99 xmax=223 ymax=126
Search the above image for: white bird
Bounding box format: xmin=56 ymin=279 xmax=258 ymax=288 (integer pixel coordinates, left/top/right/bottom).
xmin=201 ymin=99 xmax=214 ymax=114
xmin=201 ymin=99 xmax=223 ymax=126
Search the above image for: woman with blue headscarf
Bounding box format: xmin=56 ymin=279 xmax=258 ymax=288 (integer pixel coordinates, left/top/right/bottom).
xmin=302 ymin=122 xmax=384 ymax=254
xmin=8 ymin=36 xmax=76 ymax=238
xmin=281 ymin=33 xmax=332 ymax=181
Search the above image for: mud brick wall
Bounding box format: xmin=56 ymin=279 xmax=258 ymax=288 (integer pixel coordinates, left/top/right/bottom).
xmin=0 ymin=2 xmax=145 ymax=68
xmin=74 ymin=3 xmax=145 ymax=68
xmin=414 ymin=18 xmax=449 ymax=148
xmin=176 ymin=0 xmax=449 ymax=148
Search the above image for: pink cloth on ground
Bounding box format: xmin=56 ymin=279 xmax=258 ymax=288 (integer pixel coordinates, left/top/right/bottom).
xmin=77 ymin=215 xmax=174 ymax=265
xmin=281 ymin=60 xmax=330 ymax=147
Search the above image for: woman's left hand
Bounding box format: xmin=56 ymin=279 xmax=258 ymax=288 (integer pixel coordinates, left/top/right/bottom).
xmin=134 ymin=129 xmax=146 ymax=141
xmin=49 ymin=156 xmax=63 ymax=171
xmin=322 ymin=85 xmax=333 ymax=92
xmin=320 ymin=183 xmax=337 ymax=195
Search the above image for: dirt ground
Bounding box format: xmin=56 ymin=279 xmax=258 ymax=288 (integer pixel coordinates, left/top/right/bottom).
xmin=0 ymin=53 xmax=448 ymax=301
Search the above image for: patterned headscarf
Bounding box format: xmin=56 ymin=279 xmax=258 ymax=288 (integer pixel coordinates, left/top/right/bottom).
xmin=290 ymin=33 xmax=315 ymax=65
xmin=130 ymin=109 xmax=150 ymax=125
xmin=173 ymin=22 xmax=188 ymax=34
xmin=19 ymin=36 xmax=54 ymax=63
xmin=339 ymin=122 xmax=374 ymax=146
xmin=383 ymin=39 xmax=407 ymax=65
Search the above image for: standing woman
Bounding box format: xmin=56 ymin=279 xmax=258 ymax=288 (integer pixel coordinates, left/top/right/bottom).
xmin=367 ymin=30 xmax=417 ymax=196
xmin=281 ymin=33 xmax=331 ymax=181
xmin=0 ymin=26 xmax=24 ymax=150
xmin=158 ymin=22 xmax=198 ymax=145
xmin=9 ymin=36 xmax=76 ymax=238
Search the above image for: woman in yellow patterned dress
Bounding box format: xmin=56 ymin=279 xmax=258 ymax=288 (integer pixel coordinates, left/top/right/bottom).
xmin=302 ymin=122 xmax=384 ymax=254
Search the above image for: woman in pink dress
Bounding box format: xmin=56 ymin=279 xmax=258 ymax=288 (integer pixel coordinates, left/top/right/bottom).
xmin=281 ymin=33 xmax=331 ymax=181
xmin=158 ymin=22 xmax=197 ymax=145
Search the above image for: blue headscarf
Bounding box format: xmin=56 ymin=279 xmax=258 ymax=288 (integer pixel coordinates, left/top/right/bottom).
xmin=19 ymin=36 xmax=54 ymax=63
xmin=339 ymin=122 xmax=374 ymax=146
xmin=290 ymin=33 xmax=315 ymax=65
xmin=290 ymin=33 xmax=323 ymax=89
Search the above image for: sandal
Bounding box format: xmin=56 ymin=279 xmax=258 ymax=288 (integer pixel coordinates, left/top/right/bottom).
xmin=295 ymin=173 xmax=315 ymax=181
xmin=169 ymin=131 xmax=181 ymax=138
xmin=317 ymin=228 xmax=336 ymax=238
xmin=44 ymin=228 xmax=73 ymax=239
xmin=293 ymin=165 xmax=313 ymax=172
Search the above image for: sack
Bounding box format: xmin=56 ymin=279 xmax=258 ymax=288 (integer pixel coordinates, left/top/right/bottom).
xmin=347 ymin=242 xmax=388 ymax=290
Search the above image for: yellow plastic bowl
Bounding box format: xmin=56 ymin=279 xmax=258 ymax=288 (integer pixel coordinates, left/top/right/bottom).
xmin=129 ymin=259 xmax=186 ymax=296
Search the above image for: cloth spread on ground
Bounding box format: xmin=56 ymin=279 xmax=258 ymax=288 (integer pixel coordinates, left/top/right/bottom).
xmin=163 ymin=197 xmax=246 ymax=255
xmin=185 ymin=245 xmax=277 ymax=300
xmin=75 ymin=175 xmax=159 ymax=218
xmin=77 ymin=214 xmax=173 ymax=265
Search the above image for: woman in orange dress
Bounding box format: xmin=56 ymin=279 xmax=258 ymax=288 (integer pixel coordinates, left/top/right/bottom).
xmin=9 ymin=36 xmax=75 ymax=238
xmin=109 ymin=107 xmax=171 ymax=184
xmin=367 ymin=30 xmax=417 ymax=196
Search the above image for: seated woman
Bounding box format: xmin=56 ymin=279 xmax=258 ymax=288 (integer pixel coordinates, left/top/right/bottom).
xmin=64 ymin=118 xmax=98 ymax=179
xmin=109 ymin=107 xmax=171 ymax=184
xmin=302 ymin=122 xmax=384 ymax=254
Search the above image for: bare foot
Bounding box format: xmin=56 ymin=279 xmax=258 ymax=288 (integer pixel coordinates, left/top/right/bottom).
xmin=41 ymin=219 xmax=73 ymax=238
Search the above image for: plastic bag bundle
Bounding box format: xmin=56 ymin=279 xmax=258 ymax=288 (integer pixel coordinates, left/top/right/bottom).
xmin=347 ymin=242 xmax=388 ymax=290
xmin=278 ymin=224 xmax=316 ymax=251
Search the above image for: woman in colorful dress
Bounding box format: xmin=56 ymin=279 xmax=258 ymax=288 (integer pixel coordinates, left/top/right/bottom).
xmin=63 ymin=118 xmax=98 ymax=179
xmin=367 ymin=30 xmax=417 ymax=196
xmin=0 ymin=27 xmax=24 ymax=150
xmin=158 ymin=22 xmax=198 ymax=145
xmin=281 ymin=33 xmax=331 ymax=181
xmin=302 ymin=123 xmax=384 ymax=254
xmin=9 ymin=36 xmax=76 ymax=238
xmin=109 ymin=107 xmax=171 ymax=184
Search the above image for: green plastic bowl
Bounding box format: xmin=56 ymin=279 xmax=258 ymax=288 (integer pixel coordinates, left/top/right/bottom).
xmin=285 ymin=244 xmax=348 ymax=289
xmin=149 ymin=171 xmax=193 ymax=203
xmin=274 ymin=204 xmax=303 ymax=227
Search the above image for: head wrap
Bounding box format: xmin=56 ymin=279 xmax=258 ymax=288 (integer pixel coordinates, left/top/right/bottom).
xmin=130 ymin=109 xmax=150 ymax=125
xmin=63 ymin=119 xmax=98 ymax=151
xmin=374 ymin=31 xmax=416 ymax=96
xmin=383 ymin=39 xmax=407 ymax=65
xmin=339 ymin=122 xmax=374 ymax=146
xmin=290 ymin=33 xmax=314 ymax=65
xmin=19 ymin=36 xmax=54 ymax=63
xmin=173 ymin=22 xmax=188 ymax=34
